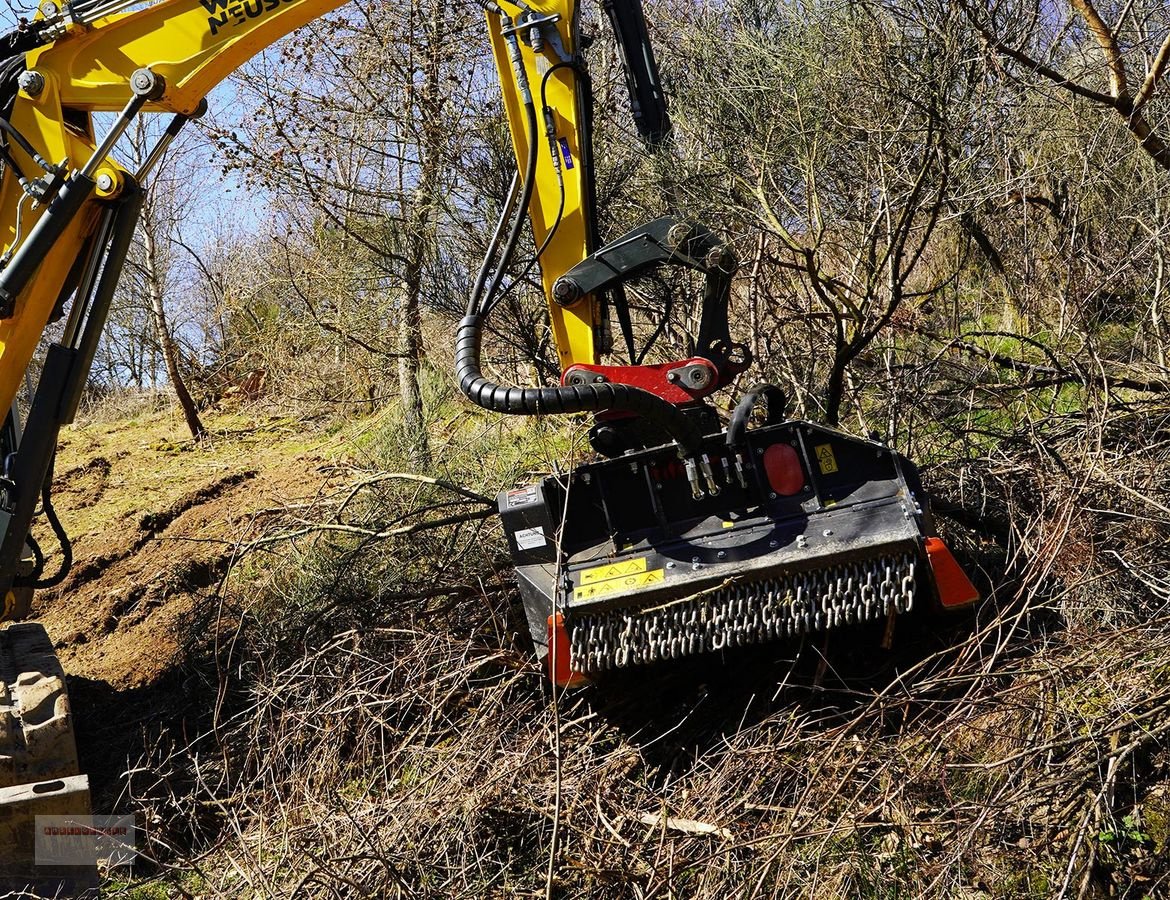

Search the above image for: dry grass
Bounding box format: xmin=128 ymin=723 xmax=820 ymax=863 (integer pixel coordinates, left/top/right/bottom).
xmin=95 ymin=398 xmax=1170 ymax=900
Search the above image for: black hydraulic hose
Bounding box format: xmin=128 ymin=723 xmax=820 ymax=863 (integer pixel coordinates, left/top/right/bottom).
xmin=0 ymin=116 xmax=50 ymax=172
xmin=13 ymin=453 xmax=73 ymax=590
xmin=456 ymin=314 xmax=703 ymax=454
xmin=0 ymin=141 xmax=25 ymax=182
xmin=727 ymin=383 xmax=787 ymax=449
xmin=33 ymin=487 xmax=72 ymax=589
xmin=482 ymin=63 xmax=573 ymax=317
xmin=468 ymin=171 xmax=520 ymax=317
xmin=470 ymin=43 xmax=540 ymax=316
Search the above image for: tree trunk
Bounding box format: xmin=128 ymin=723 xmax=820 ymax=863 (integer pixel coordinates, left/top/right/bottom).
xmin=141 ymin=204 xmax=206 ymax=440
xmin=394 ymin=7 xmax=447 ymax=468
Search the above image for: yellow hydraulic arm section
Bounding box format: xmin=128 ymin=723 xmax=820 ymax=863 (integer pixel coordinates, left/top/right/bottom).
xmin=0 ymin=0 xmax=597 ymax=420
xmin=0 ymin=0 xmax=343 ymax=418
xmin=0 ymin=0 xmax=604 ymax=611
xmin=483 ymin=0 xmax=598 ymax=370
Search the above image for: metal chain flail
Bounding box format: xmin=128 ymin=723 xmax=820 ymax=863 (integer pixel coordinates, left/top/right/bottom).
xmin=568 ymin=551 xmax=917 ymax=673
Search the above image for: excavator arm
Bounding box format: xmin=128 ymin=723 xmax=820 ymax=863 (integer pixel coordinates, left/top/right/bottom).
xmin=0 ymin=0 xmax=978 ymax=671
xmin=0 ymin=0 xmax=982 ymax=887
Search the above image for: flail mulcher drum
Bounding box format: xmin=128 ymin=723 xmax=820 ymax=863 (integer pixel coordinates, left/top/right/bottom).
xmin=500 ymin=420 xmax=979 ymax=684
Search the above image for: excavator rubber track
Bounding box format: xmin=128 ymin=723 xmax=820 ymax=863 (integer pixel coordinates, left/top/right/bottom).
xmin=501 ymin=419 xmax=977 ymax=683
xmin=0 ymin=622 xmax=97 ymax=897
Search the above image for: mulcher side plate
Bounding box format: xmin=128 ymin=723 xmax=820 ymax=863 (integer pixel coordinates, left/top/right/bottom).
xmin=500 ymin=421 xmax=946 ymax=677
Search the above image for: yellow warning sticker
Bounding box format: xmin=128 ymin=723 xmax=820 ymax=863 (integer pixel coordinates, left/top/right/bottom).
xmin=815 ymin=443 xmax=839 ymax=474
xmin=573 ymin=569 xmax=665 ymax=602
xmin=580 ymin=557 xmax=647 ymax=585
xmin=722 ymin=520 xmax=735 ymax=528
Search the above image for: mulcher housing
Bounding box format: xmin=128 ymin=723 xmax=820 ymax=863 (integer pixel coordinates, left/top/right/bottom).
xmin=501 ymin=419 xmax=973 ymax=682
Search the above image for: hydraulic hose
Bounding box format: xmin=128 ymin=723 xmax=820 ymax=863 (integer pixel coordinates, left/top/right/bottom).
xmin=727 ymin=383 xmax=787 ymax=449
xmin=469 ymin=17 xmax=541 ymax=318
xmin=467 ymin=171 xmax=519 ymax=317
xmin=456 ymin=314 xmax=703 ymax=455
xmin=32 ymin=486 xmax=72 ymax=589
xmin=456 ymin=14 xmax=704 ymax=457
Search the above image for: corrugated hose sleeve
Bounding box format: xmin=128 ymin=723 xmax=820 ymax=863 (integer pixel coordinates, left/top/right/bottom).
xmin=455 ymin=315 xmax=703 ymax=456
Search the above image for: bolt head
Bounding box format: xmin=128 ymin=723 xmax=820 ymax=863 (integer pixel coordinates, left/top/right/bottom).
xmin=823 ymin=529 xmax=833 ymax=537
xmin=769 ymin=492 xmax=777 ymax=499
xmin=17 ymin=71 xmax=44 ymax=97
xmin=39 ymin=1 xmax=58 ymax=15
xmin=95 ymin=173 xmax=114 ymax=192
xmin=552 ymin=278 xmax=580 ymax=304
xmin=130 ymin=68 xmax=165 ymax=99
xmin=716 ymin=550 xmax=726 ymax=560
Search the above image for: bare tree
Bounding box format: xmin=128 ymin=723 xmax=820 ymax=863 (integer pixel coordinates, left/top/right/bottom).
xmin=967 ymin=0 xmax=1170 ymax=171
xmin=122 ymin=119 xmax=207 ymax=438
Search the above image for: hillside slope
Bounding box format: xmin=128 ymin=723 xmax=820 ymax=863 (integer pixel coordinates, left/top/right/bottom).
xmin=25 ymin=399 xmax=1170 ymax=899
xmin=40 ymin=407 xmax=342 ymax=690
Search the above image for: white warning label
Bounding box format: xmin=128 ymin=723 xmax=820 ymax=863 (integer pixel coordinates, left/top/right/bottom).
xmin=514 ymin=527 xmax=547 ymax=550
xmin=506 ymin=486 xmax=539 ymax=508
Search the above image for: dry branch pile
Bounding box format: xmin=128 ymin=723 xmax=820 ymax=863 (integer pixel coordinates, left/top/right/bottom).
xmin=114 ymin=402 xmax=1170 ymax=899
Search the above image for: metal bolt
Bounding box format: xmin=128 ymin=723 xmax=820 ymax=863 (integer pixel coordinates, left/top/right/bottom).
xmin=769 ymin=540 xmax=778 ymax=548
xmin=716 ymin=550 xmax=726 ymax=560
xmin=769 ymin=492 xmax=777 ymax=499
xmin=667 ymin=222 xmax=690 ymax=248
xmin=692 ymin=562 xmax=702 ymax=571
xmin=691 ymin=556 xmax=700 ymax=563
xmin=666 ymin=371 xmax=678 ymax=382
xmin=593 ymin=376 xmax=605 ymax=383
xmin=666 ymin=561 xmax=675 ymax=569
xmin=39 ymin=1 xmax=58 ymax=16
xmin=552 ymin=277 xmax=580 ymax=305
xmin=17 ymin=71 xmax=44 ymax=97
xmin=823 ymin=528 xmax=834 ymax=537
xmin=95 ymin=172 xmax=114 ymax=192
xmin=130 ymin=68 xmax=164 ymax=99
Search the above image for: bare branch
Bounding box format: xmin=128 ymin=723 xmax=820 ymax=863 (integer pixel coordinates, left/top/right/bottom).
xmin=1068 ymin=0 xmax=1128 ymax=97
xmin=1134 ymin=30 xmax=1170 ymax=110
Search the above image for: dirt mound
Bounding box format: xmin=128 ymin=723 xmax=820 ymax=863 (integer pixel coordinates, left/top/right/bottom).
xmin=30 ymin=412 xmax=339 ymax=691
xmin=53 ymin=455 xmax=117 ymax=508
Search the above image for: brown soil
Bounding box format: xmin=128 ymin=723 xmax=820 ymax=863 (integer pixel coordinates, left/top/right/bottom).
xmin=28 ymin=408 xmax=343 ymax=690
